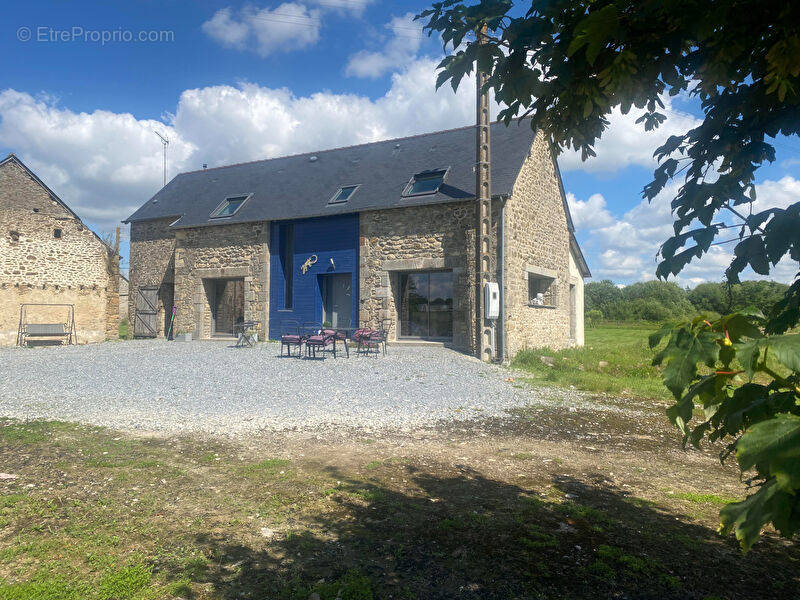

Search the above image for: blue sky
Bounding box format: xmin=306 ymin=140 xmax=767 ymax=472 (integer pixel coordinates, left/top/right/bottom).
xmin=2 ymin=0 xmax=798 ymax=284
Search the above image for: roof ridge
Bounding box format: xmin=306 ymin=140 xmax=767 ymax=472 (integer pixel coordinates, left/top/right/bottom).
xmin=179 ymin=118 xmax=525 ymax=176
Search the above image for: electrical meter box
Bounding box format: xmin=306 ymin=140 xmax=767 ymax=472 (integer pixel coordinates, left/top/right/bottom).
xmin=484 ymin=282 xmax=500 ymax=320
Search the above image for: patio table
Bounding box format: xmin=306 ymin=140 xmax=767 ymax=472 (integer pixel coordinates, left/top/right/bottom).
xmin=322 ymin=327 xmax=358 ymax=358
xmin=234 ymin=321 xmax=257 ymax=348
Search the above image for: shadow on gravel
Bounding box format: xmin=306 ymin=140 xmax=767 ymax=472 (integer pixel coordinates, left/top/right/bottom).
xmin=179 ymin=469 xmax=798 ymax=600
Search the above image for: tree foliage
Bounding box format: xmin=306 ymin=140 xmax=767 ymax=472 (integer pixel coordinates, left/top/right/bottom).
xmin=649 ymin=313 xmax=800 ymax=550
xmin=688 ymin=281 xmax=790 ymax=316
xmin=586 ymin=279 xmax=790 ymax=322
xmin=586 ymin=279 xmax=696 ymax=322
xmin=418 ymin=0 xmax=800 ymax=549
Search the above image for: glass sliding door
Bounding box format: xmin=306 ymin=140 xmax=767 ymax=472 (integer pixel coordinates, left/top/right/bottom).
xmin=399 ymin=271 xmax=453 ymax=339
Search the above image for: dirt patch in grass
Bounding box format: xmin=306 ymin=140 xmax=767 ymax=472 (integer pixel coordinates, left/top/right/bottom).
xmin=0 ymin=401 xmax=798 ymax=599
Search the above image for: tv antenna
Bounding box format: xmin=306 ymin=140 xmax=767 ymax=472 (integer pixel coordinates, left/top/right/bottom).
xmin=154 ymin=131 xmax=169 ymax=186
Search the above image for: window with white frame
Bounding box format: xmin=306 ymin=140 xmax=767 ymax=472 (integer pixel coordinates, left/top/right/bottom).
xmin=402 ymin=169 xmax=447 ymax=197
xmin=328 ymin=185 xmax=359 ymax=205
xmin=210 ymin=194 xmax=250 ymax=218
xmin=528 ymin=270 xmax=557 ymax=307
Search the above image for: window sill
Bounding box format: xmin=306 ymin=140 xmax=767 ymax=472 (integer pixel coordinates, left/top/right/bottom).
xmin=527 ymin=303 xmax=557 ymax=309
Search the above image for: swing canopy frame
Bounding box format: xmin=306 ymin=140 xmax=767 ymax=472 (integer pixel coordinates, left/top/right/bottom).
xmin=16 ymin=303 xmax=77 ymax=346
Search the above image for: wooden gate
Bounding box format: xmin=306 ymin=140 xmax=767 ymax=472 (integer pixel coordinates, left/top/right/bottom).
xmin=134 ymin=287 xmax=159 ymax=337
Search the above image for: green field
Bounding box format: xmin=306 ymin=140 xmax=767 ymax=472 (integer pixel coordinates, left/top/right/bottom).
xmin=511 ymin=324 xmax=671 ymax=401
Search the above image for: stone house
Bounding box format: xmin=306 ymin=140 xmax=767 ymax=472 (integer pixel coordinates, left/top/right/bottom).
xmin=124 ymin=122 xmax=590 ymax=358
xmin=0 ymin=154 xmax=119 ymax=346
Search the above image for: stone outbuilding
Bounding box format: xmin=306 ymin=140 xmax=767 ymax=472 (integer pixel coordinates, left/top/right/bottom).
xmin=125 ymin=122 xmax=590 ymax=359
xmin=0 ymin=154 xmax=119 ymax=346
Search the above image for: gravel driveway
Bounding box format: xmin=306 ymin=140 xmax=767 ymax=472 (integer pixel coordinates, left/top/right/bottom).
xmin=0 ymin=340 xmax=582 ymax=435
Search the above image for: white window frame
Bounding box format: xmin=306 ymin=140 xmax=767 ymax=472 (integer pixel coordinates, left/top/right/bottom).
xmin=209 ymin=193 xmax=252 ymax=219
xmin=401 ymin=167 xmax=449 ymax=198
xmin=328 ymin=184 xmax=360 ymax=205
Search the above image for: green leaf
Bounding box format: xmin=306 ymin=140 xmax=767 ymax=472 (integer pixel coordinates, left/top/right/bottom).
xmin=720 ymin=313 xmax=763 ymax=342
xmin=735 ymin=334 xmax=800 ymax=378
xmin=566 ymin=5 xmax=619 ymax=65
xmin=648 ymin=323 xmax=675 ymax=349
xmin=735 ymin=339 xmax=762 ymax=379
xmin=765 ymin=334 xmax=800 ymax=373
xmin=657 ymin=326 xmax=719 ymax=398
xmin=719 ymin=479 xmax=793 ymax=551
xmin=736 ymin=414 xmax=800 ymax=492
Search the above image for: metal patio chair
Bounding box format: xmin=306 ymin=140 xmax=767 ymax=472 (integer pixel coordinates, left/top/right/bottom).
xmin=304 ymin=321 xmax=335 ymax=359
xmin=279 ymin=320 xmax=303 ymax=357
xmin=353 ymin=327 xmax=373 ymax=355
xmin=356 ymin=327 xmax=387 ymax=357
xmin=331 ymin=327 xmax=352 ymax=358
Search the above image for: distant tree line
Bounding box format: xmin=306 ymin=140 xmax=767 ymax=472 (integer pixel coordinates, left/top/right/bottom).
xmin=585 ymin=280 xmax=789 ymax=324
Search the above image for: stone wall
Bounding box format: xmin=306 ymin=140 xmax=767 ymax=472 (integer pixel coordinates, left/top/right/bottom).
xmin=503 ymin=134 xmax=580 ymax=356
xmin=119 ymin=275 xmax=129 ymax=320
xmin=0 ymin=158 xmax=118 ymax=346
xmin=173 ymin=222 xmax=269 ymax=339
xmin=128 ymin=218 xmax=176 ymax=336
xmin=359 ymin=201 xmax=490 ymax=354
xmin=568 ymin=248 xmax=586 ymax=346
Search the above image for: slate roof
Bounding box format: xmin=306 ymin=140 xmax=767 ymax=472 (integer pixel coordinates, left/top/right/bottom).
xmin=124 ymin=121 xmax=538 ymax=228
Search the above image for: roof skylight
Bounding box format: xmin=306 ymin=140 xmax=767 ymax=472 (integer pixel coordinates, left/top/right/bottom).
xmin=210 ymin=194 xmax=250 ymax=218
xmin=328 ymin=185 xmax=359 ymax=205
xmin=402 ymin=169 xmax=447 ymax=197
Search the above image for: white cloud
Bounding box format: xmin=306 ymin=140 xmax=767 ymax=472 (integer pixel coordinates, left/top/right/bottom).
xmin=306 ymin=0 xmax=374 ymax=15
xmin=202 ymin=3 xmax=322 ymax=57
xmin=780 ymin=157 xmax=800 ymax=170
xmin=559 ymin=98 xmax=702 ymax=173
xmin=0 ymin=58 xmax=475 ymax=234
xmin=0 ymin=89 xmax=195 ymax=230
xmin=566 ymin=192 xmax=614 ymax=230
xmin=752 ymin=175 xmax=800 ymax=212
xmin=201 ymin=7 xmax=250 ymax=49
xmin=172 ymin=58 xmax=474 ymax=167
xmin=571 ymin=176 xmax=800 ymax=285
xmin=345 ymin=13 xmax=424 ymax=79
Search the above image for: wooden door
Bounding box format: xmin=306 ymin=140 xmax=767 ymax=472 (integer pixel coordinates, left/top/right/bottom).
xmin=134 ymin=287 xmax=159 ymax=337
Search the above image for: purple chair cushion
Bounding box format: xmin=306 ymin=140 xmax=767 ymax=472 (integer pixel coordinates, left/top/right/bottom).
xmin=282 ymin=335 xmax=301 ymax=343
xmin=354 ymin=328 xmax=374 ymax=342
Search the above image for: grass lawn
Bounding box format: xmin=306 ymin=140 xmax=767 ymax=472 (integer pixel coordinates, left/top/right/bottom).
xmin=1 ymin=416 xmax=798 ymax=599
xmin=511 ymin=324 xmax=671 ymax=400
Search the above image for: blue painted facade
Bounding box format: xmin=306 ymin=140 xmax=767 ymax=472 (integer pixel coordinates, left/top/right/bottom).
xmin=268 ymin=213 xmax=359 ymax=339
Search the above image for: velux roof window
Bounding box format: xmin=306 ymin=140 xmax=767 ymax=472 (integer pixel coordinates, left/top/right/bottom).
xmin=210 ymin=194 xmax=250 ymax=218
xmin=402 ymin=169 xmax=447 ymax=197
xmin=328 ymin=185 xmax=359 ymax=205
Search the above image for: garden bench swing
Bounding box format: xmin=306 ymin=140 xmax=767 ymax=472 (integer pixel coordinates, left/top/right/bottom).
xmin=16 ymin=304 xmax=77 ymax=346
